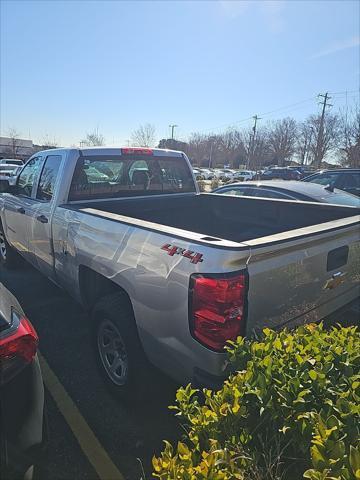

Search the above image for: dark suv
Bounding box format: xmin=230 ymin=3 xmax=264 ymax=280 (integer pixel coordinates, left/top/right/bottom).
xmin=303 ymin=169 xmax=360 ymax=197
xmin=260 ymin=167 xmax=301 ymax=181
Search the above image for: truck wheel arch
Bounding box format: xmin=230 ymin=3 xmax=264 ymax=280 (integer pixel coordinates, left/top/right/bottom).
xmin=78 ymin=265 xmax=134 ymax=315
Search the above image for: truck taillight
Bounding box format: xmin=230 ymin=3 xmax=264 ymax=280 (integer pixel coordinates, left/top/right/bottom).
xmin=0 ymin=312 xmax=38 ymax=384
xmin=189 ymin=272 xmax=247 ymax=351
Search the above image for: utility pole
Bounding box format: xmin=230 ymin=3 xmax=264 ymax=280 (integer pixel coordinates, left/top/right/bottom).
xmin=314 ymin=92 xmax=332 ymax=168
xmin=304 ymin=128 xmax=314 ymax=166
xmin=247 ymin=115 xmax=261 ymax=169
xmin=169 ymin=124 xmax=178 ymax=140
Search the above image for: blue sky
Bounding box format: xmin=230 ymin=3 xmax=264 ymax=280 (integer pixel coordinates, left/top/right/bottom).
xmin=1 ymin=0 xmax=359 ymax=146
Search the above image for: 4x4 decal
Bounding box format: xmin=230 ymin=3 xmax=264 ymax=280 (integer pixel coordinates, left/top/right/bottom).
xmin=161 ymin=243 xmax=203 ymax=264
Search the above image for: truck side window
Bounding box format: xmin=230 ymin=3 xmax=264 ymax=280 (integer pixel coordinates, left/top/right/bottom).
xmin=36 ymin=155 xmax=62 ymax=202
xmin=17 ymin=157 xmax=42 ymax=197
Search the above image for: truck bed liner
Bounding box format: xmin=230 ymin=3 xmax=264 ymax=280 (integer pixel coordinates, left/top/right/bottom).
xmin=68 ymin=194 xmax=360 ymax=243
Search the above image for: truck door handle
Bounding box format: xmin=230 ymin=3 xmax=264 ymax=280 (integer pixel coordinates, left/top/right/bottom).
xmin=36 ymin=215 xmax=48 ymax=224
xmin=17 ymin=207 xmax=25 ymax=214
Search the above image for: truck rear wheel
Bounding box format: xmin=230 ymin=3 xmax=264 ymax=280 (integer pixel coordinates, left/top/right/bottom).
xmin=0 ymin=226 xmax=20 ymax=269
xmin=92 ymin=292 xmax=148 ymax=402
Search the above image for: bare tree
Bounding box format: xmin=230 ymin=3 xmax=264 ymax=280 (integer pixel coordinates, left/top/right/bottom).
xmin=6 ymin=127 xmax=22 ymax=158
xmin=40 ymin=134 xmax=58 ymax=149
xmin=338 ymin=106 xmax=360 ymax=168
xmin=186 ymin=130 xmax=247 ymax=167
xmin=218 ymin=129 xmax=247 ymax=167
xmin=80 ymin=129 xmax=105 ymax=147
xmin=187 ymin=133 xmax=209 ymax=165
xmin=130 ymin=123 xmax=156 ymax=147
xmin=267 ymin=117 xmax=297 ymax=166
xmin=305 ymin=113 xmax=340 ymax=164
xmin=242 ymin=126 xmax=269 ymax=169
xmin=296 ymin=121 xmax=315 ymax=165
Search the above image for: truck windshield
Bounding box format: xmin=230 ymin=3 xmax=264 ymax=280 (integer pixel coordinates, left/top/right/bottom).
xmin=68 ymin=154 xmax=196 ymax=201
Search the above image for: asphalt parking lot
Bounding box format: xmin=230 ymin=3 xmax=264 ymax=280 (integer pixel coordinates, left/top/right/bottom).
xmin=1 ymin=263 xmax=181 ymax=480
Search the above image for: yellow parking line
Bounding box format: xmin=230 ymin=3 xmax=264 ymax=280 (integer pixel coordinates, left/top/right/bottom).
xmin=38 ymin=352 xmax=125 ymax=480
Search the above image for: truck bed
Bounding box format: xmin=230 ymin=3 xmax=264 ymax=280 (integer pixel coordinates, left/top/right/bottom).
xmin=67 ymin=193 xmax=359 ymax=243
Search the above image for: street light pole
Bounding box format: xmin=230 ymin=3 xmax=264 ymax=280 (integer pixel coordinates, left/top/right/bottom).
xmin=169 ymin=124 xmax=178 ymax=140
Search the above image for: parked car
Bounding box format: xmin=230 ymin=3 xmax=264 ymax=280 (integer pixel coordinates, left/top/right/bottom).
xmin=198 ymin=168 xmax=215 ymax=180
xmin=233 ymin=170 xmax=255 ymax=181
xmin=212 ymin=168 xmax=226 ymax=179
xmin=0 ymin=159 xmax=24 ymax=166
xmin=0 ymin=147 xmax=358 ymax=399
xmin=218 ymin=169 xmax=235 ymax=181
xmin=0 ymin=160 xmax=24 ymax=180
xmin=260 ymin=167 xmax=301 ymax=180
xmin=288 ymin=165 xmax=315 ymax=178
xmin=192 ymin=168 xmax=203 ymax=180
xmin=0 ymin=164 xmax=21 ymax=179
xmin=0 ymin=283 xmax=44 ymax=480
xmin=212 ymin=180 xmax=360 ymax=206
xmin=303 ymin=169 xmax=360 ymax=197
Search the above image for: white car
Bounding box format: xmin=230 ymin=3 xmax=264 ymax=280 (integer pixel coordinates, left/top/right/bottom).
xmin=211 ymin=169 xmax=224 ymax=179
xmin=233 ymin=170 xmax=255 ymax=181
xmin=193 ymin=168 xmax=204 ymax=180
xmin=218 ymin=169 xmax=235 ymax=180
xmin=199 ymin=168 xmax=215 ymax=180
xmin=0 ymin=164 xmax=21 ymax=179
xmin=0 ymin=159 xmax=24 ymax=167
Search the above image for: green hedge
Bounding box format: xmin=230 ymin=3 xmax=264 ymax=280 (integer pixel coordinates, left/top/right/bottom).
xmin=153 ymin=324 xmax=360 ymax=480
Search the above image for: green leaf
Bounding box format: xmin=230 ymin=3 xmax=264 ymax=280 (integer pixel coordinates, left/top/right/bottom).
xmin=155 ymin=323 xmax=360 ymax=479
xmin=350 ymin=445 xmax=360 ymax=476
xmin=311 ymin=444 xmax=326 ymax=470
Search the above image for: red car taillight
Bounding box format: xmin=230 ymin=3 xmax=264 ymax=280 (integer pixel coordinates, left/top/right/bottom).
xmin=189 ymin=271 xmax=247 ymax=351
xmin=0 ymin=311 xmax=38 ymax=384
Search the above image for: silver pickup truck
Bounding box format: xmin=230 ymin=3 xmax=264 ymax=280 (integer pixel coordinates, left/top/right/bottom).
xmin=0 ymin=147 xmax=359 ymax=397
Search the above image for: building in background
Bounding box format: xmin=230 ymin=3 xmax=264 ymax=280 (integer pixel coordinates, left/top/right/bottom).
xmin=0 ymin=136 xmax=34 ymax=160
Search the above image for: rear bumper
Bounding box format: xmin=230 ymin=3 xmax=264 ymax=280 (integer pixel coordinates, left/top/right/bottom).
xmin=191 ymin=298 xmax=359 ymax=390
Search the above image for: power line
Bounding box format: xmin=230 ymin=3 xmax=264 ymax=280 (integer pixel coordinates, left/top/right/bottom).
xmin=259 ymin=97 xmax=317 ymax=118
xmin=329 ymin=90 xmax=359 ymax=95
xmin=202 ymin=96 xmax=316 ymax=133
xmin=197 ymin=90 xmax=358 ymax=135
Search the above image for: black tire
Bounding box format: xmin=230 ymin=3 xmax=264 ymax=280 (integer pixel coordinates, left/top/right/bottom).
xmin=92 ymin=292 xmax=150 ymax=402
xmin=0 ymin=224 xmax=20 ymax=269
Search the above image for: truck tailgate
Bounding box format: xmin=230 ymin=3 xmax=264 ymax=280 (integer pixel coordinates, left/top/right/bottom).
xmin=244 ymin=217 xmax=360 ymax=333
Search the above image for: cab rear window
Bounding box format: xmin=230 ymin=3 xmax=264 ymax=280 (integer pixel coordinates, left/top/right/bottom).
xmin=68 ymin=155 xmax=195 ymax=201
